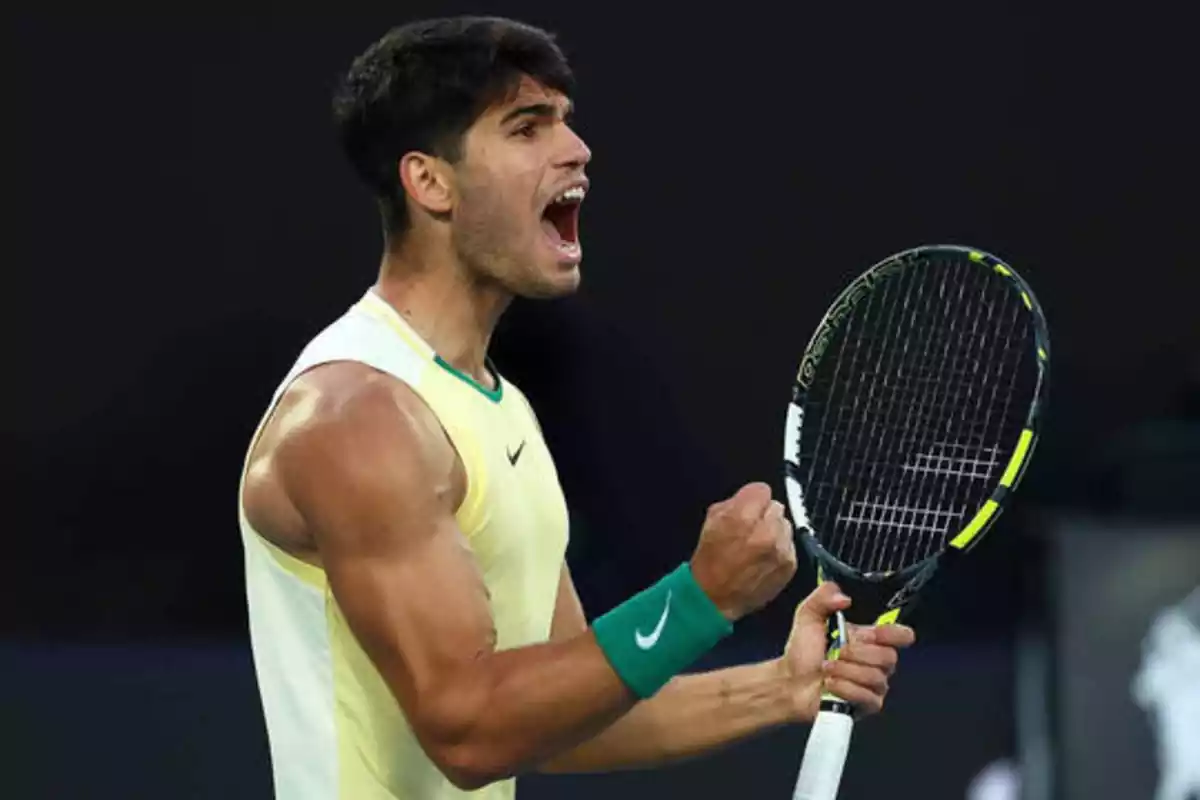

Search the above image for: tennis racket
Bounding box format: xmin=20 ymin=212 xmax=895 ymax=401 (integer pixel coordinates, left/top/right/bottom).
xmin=782 ymin=244 xmax=1050 ymax=800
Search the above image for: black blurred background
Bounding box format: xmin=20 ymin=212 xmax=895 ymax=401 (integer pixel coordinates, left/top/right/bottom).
xmin=5 ymin=3 xmax=1198 ymax=799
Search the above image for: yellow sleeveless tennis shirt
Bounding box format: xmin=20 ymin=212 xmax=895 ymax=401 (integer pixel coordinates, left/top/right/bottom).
xmin=237 ymin=289 xmax=570 ymax=799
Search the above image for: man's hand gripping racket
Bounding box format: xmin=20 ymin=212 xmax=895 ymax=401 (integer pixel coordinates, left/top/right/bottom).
xmin=781 ymin=245 xmax=1050 ymax=799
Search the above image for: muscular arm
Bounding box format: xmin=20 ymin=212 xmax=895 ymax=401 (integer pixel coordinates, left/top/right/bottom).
xmin=538 ymin=566 xmax=797 ymax=773
xmin=276 ymin=368 xmax=638 ymax=790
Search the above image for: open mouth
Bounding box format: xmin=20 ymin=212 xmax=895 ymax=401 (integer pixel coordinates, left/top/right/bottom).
xmin=540 ymin=185 xmax=585 ymax=260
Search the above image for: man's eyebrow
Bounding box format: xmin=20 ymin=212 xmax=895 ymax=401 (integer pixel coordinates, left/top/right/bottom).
xmin=499 ymin=101 xmax=573 ymax=125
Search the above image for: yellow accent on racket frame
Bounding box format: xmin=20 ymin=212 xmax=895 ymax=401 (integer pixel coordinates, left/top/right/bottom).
xmin=1000 ymin=429 xmax=1034 ymax=487
xmin=949 ymin=500 xmax=999 ymax=550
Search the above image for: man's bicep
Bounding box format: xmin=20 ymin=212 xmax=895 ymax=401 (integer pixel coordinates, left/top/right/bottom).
xmin=321 ymin=513 xmax=498 ymax=702
xmin=278 ymin=375 xmax=498 ymax=717
xmin=550 ymin=564 xmax=588 ymax=641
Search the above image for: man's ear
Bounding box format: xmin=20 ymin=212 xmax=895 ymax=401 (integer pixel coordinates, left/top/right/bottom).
xmin=398 ymin=152 xmax=454 ymax=216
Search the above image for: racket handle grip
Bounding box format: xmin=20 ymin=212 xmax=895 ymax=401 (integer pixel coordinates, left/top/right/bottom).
xmin=792 ymin=709 xmax=854 ymax=800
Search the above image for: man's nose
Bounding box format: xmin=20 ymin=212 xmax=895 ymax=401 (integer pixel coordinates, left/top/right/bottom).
xmin=557 ymin=125 xmax=591 ymax=169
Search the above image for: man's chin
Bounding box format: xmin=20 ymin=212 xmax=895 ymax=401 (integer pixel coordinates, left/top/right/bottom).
xmin=516 ymin=264 xmax=582 ymax=300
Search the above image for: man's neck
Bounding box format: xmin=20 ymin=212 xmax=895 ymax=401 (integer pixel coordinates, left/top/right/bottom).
xmin=373 ymin=245 xmax=511 ymax=387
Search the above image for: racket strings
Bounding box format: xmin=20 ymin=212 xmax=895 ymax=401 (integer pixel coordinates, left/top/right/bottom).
xmin=906 ymin=258 xmax=997 ymax=568
xmin=815 ymin=267 xmax=910 ymax=569
xmin=823 ymin=261 xmax=938 ymax=571
xmin=984 ymin=294 xmax=1031 ymax=472
xmin=898 ymin=259 xmax=983 ymax=568
xmin=852 ymin=288 xmax=906 ymax=569
xmin=831 ymin=270 xmax=903 ymax=567
xmin=806 ymin=277 xmax=873 ymax=545
xmin=882 ymin=260 xmax=961 ymax=571
xmin=907 ymin=259 xmax=1026 ymax=565
xmin=955 ymin=264 xmax=1002 ymax=493
xmin=796 ymin=254 xmax=1037 ymax=575
xmin=863 ymin=262 xmax=938 ymax=572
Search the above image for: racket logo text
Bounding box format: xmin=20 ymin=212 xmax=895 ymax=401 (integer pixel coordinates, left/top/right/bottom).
xmin=795 ymin=260 xmax=902 ymax=390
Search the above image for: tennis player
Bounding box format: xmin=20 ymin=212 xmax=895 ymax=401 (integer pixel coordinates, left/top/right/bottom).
xmin=236 ymin=16 xmax=914 ymax=800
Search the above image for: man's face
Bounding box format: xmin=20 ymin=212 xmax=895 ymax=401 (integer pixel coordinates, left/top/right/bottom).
xmin=450 ymin=76 xmax=591 ymax=299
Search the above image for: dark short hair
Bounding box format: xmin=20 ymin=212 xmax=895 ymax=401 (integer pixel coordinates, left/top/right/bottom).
xmin=332 ymin=16 xmax=575 ymax=238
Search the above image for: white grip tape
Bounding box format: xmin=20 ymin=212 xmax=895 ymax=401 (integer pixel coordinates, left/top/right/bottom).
xmin=792 ymin=710 xmax=854 ymax=800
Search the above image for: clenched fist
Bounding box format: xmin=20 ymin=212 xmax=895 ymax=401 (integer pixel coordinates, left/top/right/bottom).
xmin=689 ymin=482 xmax=798 ymax=621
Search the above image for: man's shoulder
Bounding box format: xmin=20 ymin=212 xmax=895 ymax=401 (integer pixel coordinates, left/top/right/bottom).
xmin=272 ymin=362 xmax=449 ymax=470
xmin=291 ymin=361 xmax=430 ymax=414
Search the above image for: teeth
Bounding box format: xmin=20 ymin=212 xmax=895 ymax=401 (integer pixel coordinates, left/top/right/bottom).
xmin=553 ymin=186 xmax=586 ymax=205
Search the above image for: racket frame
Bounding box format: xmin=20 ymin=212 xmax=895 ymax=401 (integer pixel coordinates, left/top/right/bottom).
xmin=784 ymin=243 xmax=1050 ymax=627
xmin=784 ymin=244 xmax=1050 ymax=800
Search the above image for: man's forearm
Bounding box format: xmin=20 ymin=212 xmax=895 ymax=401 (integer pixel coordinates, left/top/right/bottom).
xmin=538 ymin=658 xmax=797 ymax=773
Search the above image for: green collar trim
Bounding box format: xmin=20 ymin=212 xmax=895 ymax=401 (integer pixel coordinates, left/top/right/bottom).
xmin=434 ymin=354 xmax=504 ymax=403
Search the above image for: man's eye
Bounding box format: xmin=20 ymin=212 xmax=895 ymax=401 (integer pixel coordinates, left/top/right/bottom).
xmin=514 ymin=122 xmax=538 ymax=139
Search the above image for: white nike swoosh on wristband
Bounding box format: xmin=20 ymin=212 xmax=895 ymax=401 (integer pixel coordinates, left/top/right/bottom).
xmin=634 ymin=590 xmax=672 ymax=650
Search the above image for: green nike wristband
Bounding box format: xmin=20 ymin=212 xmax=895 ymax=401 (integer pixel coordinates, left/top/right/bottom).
xmin=592 ymin=563 xmax=733 ymax=699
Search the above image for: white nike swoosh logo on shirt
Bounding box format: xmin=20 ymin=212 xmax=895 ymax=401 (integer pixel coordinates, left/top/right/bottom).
xmin=634 ymin=590 xmax=672 ymax=650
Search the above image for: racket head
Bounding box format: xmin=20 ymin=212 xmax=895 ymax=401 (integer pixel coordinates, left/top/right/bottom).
xmin=782 ymin=244 xmax=1049 ymax=589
